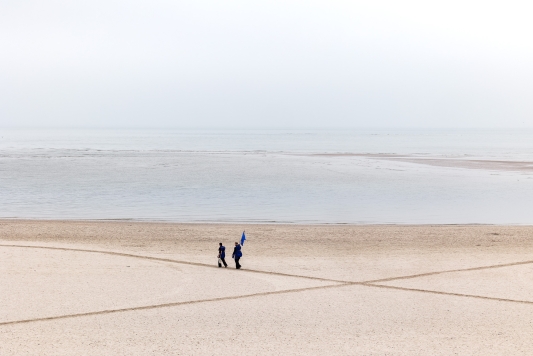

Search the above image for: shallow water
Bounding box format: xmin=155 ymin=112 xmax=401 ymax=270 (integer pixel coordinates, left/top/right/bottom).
xmin=1 ymin=128 xmax=532 ymax=223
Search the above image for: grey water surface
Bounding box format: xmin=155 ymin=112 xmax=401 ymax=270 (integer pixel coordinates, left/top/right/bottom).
xmin=1 ymin=128 xmax=533 ymax=224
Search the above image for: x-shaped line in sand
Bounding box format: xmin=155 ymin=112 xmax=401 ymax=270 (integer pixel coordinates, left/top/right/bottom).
xmin=2 ymin=243 xmax=533 ymax=326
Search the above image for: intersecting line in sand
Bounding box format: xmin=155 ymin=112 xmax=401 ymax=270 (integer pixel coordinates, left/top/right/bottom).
xmin=2 ymin=243 xmax=533 ymax=327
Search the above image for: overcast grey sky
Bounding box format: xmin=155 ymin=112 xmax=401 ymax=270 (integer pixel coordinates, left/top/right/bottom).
xmin=1 ymin=1 xmax=532 ymax=128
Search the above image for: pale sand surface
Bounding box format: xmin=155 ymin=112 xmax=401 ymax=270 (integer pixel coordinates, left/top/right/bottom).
xmin=310 ymin=153 xmax=533 ymax=172
xmin=1 ymin=220 xmax=533 ymax=355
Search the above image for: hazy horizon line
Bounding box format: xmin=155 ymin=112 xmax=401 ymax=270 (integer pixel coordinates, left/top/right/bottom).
xmin=2 ymin=126 xmax=533 ymax=131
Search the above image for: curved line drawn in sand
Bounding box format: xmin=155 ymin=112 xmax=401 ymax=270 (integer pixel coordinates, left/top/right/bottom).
xmin=362 ymin=283 xmax=533 ymax=306
xmin=0 ymin=244 xmax=347 ymax=284
xmin=4 ymin=244 xmax=533 ymax=285
xmin=364 ymin=259 xmax=533 ymax=284
xmin=3 ymin=243 xmax=533 ymax=285
xmin=0 ymin=283 xmax=351 ymax=327
xmin=2 ymin=243 xmax=533 ymax=327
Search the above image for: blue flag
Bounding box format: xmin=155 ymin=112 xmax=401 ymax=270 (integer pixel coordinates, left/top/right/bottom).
xmin=241 ymin=231 xmax=246 ymax=246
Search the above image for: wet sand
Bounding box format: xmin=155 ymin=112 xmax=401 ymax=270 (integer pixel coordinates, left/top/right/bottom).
xmin=1 ymin=220 xmax=533 ymax=355
xmin=310 ymin=153 xmax=533 ymax=172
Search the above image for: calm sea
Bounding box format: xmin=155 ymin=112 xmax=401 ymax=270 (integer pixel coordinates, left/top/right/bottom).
xmin=1 ymin=128 xmax=533 ymax=224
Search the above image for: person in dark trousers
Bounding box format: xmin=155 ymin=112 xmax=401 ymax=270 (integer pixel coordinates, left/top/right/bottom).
xmin=232 ymin=242 xmax=242 ymax=269
xmin=218 ymin=243 xmax=227 ymax=268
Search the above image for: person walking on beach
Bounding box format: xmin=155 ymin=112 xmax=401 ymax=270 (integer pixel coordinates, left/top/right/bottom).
xmin=218 ymin=242 xmax=227 ymax=268
xmin=232 ymin=241 xmax=242 ymax=269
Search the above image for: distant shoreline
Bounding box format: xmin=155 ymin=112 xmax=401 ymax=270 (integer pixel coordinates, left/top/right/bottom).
xmin=1 ymin=218 xmax=532 ymax=227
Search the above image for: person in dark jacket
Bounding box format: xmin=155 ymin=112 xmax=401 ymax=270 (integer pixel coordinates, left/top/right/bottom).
xmin=232 ymin=242 xmax=242 ymax=269
xmin=218 ymin=243 xmax=227 ymax=268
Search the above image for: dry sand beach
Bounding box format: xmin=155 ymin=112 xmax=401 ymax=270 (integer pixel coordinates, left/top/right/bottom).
xmin=2 ymin=220 xmax=533 ymax=355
